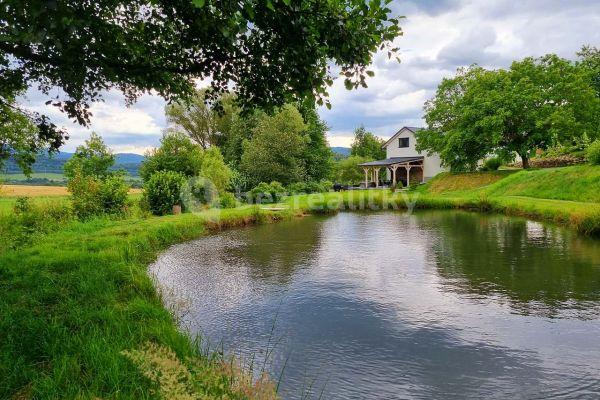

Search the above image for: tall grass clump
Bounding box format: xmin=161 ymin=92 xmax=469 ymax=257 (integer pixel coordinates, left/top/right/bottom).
xmin=0 ymin=197 xmax=73 ymax=252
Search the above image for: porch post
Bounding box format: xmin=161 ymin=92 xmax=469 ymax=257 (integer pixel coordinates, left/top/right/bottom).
xmin=405 ymin=165 xmax=411 ymax=186
xmin=363 ymin=167 xmax=369 ymax=189
xmin=391 ymin=165 xmax=398 ymax=186
xmin=374 ymin=168 xmax=379 ymax=188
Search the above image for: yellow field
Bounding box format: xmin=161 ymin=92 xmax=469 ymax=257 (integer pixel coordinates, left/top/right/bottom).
xmin=0 ymin=185 xmax=142 ymax=198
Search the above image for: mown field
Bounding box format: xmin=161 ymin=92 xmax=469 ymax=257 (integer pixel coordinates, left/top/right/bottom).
xmin=0 ymin=185 xmax=142 ymax=215
xmin=1 ymin=165 xmax=599 ymax=399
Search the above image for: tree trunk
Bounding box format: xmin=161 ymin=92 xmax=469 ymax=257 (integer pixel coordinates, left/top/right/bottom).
xmin=521 ymin=154 xmax=530 ymax=169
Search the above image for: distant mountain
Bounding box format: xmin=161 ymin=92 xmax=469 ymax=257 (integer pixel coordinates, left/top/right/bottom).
xmin=331 ymin=147 xmax=351 ymax=157
xmin=2 ymin=151 xmax=145 ymax=176
xmin=115 ymin=153 xmax=145 ymax=164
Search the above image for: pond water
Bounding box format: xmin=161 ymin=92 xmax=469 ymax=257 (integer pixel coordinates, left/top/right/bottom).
xmin=150 ymin=211 xmax=600 ymax=399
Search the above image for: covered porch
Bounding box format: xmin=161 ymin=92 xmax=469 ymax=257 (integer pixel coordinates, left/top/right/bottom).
xmin=358 ymin=156 xmax=424 ymax=188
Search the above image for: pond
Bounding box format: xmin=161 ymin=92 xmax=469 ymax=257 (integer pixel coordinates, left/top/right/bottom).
xmin=150 ymin=211 xmax=600 ymax=399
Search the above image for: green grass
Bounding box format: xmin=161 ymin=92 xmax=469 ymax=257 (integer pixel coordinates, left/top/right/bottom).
xmin=483 ymin=165 xmax=600 ymax=202
xmin=0 ymin=207 xmax=289 ymax=399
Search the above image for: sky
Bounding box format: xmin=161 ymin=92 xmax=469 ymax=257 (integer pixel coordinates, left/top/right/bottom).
xmin=19 ymin=0 xmax=600 ymax=154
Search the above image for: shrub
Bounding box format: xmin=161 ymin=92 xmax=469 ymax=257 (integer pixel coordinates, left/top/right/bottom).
xmin=248 ymin=181 xmax=285 ymax=204
xmin=180 ymin=176 xmax=218 ymax=212
xmin=481 ymin=157 xmax=503 ymax=171
xmin=97 ymin=175 xmax=130 ymax=215
xmin=306 ymin=180 xmax=332 ymax=193
xmin=13 ymin=197 xmax=32 ymax=214
xmin=228 ymin=168 xmax=251 ymax=193
xmin=287 ymin=182 xmax=308 ymax=194
xmin=218 ymin=192 xmax=238 ymax=209
xmin=587 ymin=140 xmax=600 ymax=165
xmin=287 ymin=180 xmax=333 ymax=194
xmin=68 ymin=171 xmax=102 ymax=218
xmin=68 ymin=170 xmax=130 ymax=219
xmin=143 ymin=171 xmax=186 ymax=215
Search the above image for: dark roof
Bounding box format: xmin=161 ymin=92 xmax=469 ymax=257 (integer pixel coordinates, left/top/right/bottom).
xmin=358 ymin=156 xmax=423 ymax=167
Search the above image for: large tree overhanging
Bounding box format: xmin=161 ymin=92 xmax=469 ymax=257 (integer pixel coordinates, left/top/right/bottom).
xmin=416 ymin=54 xmax=600 ymax=171
xmin=1 ymin=0 xmax=402 ymax=122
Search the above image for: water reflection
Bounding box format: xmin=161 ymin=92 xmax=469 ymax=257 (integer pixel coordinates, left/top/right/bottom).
xmin=421 ymin=212 xmax=600 ymax=318
xmin=151 ymin=211 xmax=600 ymax=399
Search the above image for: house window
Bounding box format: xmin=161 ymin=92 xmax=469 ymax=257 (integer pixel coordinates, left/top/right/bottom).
xmin=399 ymin=137 xmax=409 ymax=148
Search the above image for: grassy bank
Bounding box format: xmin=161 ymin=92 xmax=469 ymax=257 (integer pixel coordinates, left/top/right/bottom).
xmin=286 ymin=165 xmax=600 ymax=236
xmin=0 ymin=207 xmax=291 ymax=399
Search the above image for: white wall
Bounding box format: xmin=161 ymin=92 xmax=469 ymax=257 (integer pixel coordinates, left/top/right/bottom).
xmin=384 ymin=128 xmax=446 ymax=180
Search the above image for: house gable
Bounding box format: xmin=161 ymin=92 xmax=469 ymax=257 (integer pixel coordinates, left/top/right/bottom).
xmin=381 ymin=127 xmax=421 ymax=150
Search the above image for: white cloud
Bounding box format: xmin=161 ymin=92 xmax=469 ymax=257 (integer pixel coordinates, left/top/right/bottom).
xmin=88 ymin=102 xmax=162 ymax=136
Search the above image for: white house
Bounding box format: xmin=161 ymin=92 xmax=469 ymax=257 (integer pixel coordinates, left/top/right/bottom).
xmin=358 ymin=126 xmax=446 ymax=187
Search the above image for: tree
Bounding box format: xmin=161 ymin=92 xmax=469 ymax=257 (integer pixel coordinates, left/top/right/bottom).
xmin=1 ymin=0 xmax=402 ymax=127
xmin=0 ymin=93 xmax=67 ymax=175
xmin=350 ymin=126 xmax=386 ymax=160
xmin=63 ymin=132 xmax=116 ymax=179
xmin=220 ymin=112 xmax=261 ymax=167
xmin=331 ymin=155 xmax=371 ymax=184
xmin=578 ymin=45 xmax=600 ymax=97
xmin=140 ymin=132 xmax=204 ymax=182
xmin=240 ymin=105 xmax=307 ymax=186
xmin=298 ymin=103 xmax=333 ymax=182
xmin=199 ymin=147 xmax=232 ymax=194
xmin=417 ymin=55 xmax=600 ymax=171
xmin=165 ymin=89 xmax=238 ymax=149
xmin=140 ymin=131 xmax=231 ymax=193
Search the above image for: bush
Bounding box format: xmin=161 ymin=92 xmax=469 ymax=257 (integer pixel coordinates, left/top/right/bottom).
xmin=13 ymin=197 xmax=32 ymax=214
xmin=587 ymin=140 xmax=600 ymax=165
xmin=68 ymin=171 xmax=130 ymax=219
xmin=68 ymin=172 xmax=102 ymax=218
xmin=218 ymin=192 xmax=238 ymax=209
xmin=143 ymin=171 xmax=186 ymax=216
xmin=98 ymin=175 xmax=130 ymax=215
xmin=287 ymin=180 xmax=332 ymax=194
xmin=287 ymin=182 xmax=308 ymax=194
xmin=180 ymin=176 xmax=219 ymax=212
xmin=248 ymin=181 xmax=285 ymax=204
xmin=480 ymin=157 xmax=503 ymax=171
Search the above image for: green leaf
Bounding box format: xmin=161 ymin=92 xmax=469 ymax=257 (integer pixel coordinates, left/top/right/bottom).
xmin=192 ymin=0 xmax=205 ymax=8
xmin=344 ymin=79 xmax=353 ymax=90
xmin=366 ymin=70 xmax=375 ymax=77
xmin=266 ymin=0 xmax=275 ymax=11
